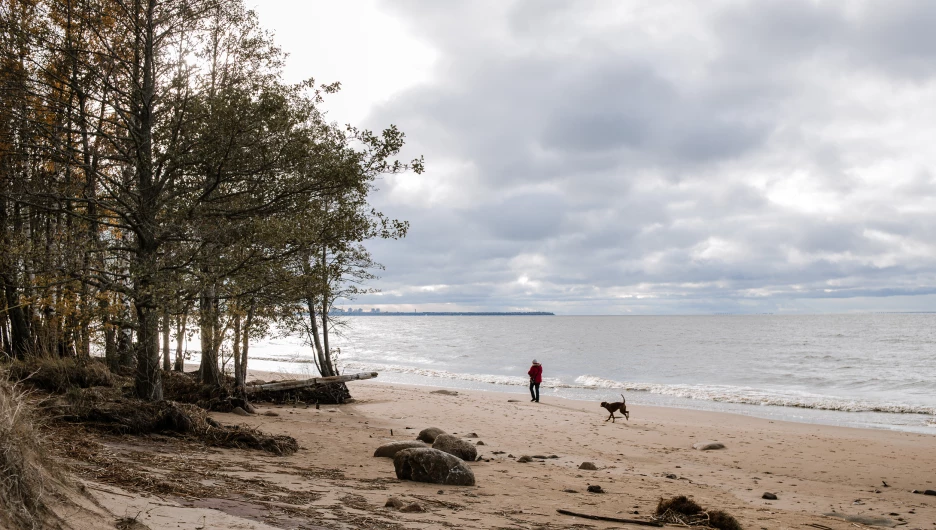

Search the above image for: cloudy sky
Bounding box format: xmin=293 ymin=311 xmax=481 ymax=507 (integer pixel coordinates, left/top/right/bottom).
xmin=254 ymin=0 xmax=936 ymax=315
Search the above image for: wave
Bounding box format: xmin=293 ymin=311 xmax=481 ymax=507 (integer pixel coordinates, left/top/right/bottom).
xmin=573 ymin=375 xmax=936 ymax=415
xmin=247 ymin=356 xmax=936 ymax=417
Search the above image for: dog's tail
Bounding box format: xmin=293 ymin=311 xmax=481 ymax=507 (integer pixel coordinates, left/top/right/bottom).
xmin=620 ymin=393 xmax=626 ymax=404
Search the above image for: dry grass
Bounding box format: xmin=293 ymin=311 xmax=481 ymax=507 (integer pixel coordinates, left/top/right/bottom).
xmin=8 ymin=357 xmax=114 ymax=393
xmin=0 ymin=375 xmax=53 ymax=530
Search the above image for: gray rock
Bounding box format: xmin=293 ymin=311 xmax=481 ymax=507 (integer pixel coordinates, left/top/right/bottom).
xmin=243 ymin=402 xmax=257 ymax=414
xmin=517 ymin=455 xmax=533 ymax=463
xmin=385 ymin=497 xmax=405 ymax=509
xmin=692 ymin=441 xmax=726 ymax=451
xmin=432 ymin=433 xmax=478 ymax=461
xmin=476 ymin=441 xmax=485 ymax=445
xmin=579 ymin=462 xmax=598 ymax=470
xmin=464 ymin=432 xmax=479 ymax=438
xmin=587 ymin=485 xmax=604 ymax=493
xmin=400 ymin=503 xmax=425 ymax=513
xmin=925 ymin=489 xmax=936 ymax=496
xmin=263 ymin=410 xmax=279 ymax=417
xmin=417 ymin=427 xmax=446 ymax=443
xmin=762 ymin=492 xmax=778 ymax=500
xmin=232 ymin=406 xmax=250 ymax=416
xmin=430 ymin=390 xmax=459 ymax=396
xmin=373 ymin=441 xmax=428 ymax=458
xmin=393 ymin=448 xmax=476 ymax=486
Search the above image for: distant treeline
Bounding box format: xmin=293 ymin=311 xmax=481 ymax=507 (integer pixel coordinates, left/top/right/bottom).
xmin=330 ymin=312 xmax=555 ymax=316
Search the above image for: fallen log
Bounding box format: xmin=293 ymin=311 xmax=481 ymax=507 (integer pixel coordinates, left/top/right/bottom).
xmin=557 ymin=509 xmax=664 ymax=526
xmin=245 ymin=372 xmax=377 ymax=394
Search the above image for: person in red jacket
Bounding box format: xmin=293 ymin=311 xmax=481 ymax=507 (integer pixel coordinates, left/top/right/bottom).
xmin=528 ymin=359 xmax=543 ymax=402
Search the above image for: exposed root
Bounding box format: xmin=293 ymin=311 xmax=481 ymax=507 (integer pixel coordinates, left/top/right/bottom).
xmin=56 ymin=391 xmax=297 ymax=455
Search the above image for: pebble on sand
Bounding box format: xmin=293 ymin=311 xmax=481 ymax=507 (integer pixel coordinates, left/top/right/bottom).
xmin=692 ymin=441 xmax=726 ymax=451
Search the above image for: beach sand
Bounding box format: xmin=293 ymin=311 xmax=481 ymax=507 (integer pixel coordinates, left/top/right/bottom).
xmin=71 ymin=379 xmax=936 ymax=529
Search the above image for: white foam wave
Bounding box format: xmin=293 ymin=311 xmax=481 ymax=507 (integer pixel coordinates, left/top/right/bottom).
xmin=247 ymin=356 xmax=936 ymax=416
xmin=574 ymin=375 xmax=936 ymax=415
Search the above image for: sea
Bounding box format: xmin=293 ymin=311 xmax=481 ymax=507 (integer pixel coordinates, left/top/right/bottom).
xmin=224 ymin=314 xmax=936 ymax=435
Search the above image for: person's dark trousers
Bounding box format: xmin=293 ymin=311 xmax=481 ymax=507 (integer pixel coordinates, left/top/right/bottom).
xmin=529 ymin=381 xmax=540 ymax=402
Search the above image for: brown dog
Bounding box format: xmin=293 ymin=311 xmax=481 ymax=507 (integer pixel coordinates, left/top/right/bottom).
xmin=600 ymin=394 xmax=629 ymax=422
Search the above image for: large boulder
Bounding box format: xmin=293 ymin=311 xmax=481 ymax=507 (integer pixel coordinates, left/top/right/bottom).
xmin=416 ymin=427 xmax=446 ymax=443
xmin=432 ymin=433 xmax=478 ymax=461
xmin=373 ymin=441 xmax=428 ymax=458
xmin=393 ymin=448 xmax=476 ymax=486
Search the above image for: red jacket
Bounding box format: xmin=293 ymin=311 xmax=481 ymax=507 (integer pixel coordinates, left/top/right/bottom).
xmin=528 ymin=363 xmax=543 ymax=384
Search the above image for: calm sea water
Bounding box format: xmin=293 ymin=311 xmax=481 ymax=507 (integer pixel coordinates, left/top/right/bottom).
xmin=240 ymin=314 xmax=936 ymax=434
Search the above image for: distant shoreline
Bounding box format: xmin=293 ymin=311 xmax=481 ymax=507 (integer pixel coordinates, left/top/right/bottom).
xmin=330 ymin=311 xmax=555 ymax=316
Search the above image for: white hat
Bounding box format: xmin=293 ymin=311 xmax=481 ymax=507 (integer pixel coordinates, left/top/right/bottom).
xmin=532 ymin=359 xmax=539 ymax=364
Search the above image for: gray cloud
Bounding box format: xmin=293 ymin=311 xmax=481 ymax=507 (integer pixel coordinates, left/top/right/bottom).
xmin=348 ymin=0 xmax=936 ymax=314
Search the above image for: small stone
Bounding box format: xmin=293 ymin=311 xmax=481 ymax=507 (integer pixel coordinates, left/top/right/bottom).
xmin=762 ymin=492 xmax=778 ymax=500
xmin=476 ymin=441 xmax=485 ymax=445
xmin=231 ymin=406 xmax=250 ymax=416
xmin=507 ymin=399 xmax=520 ymax=402
xmin=517 ymin=455 xmax=533 ymax=463
xmin=385 ymin=497 xmax=405 ymax=508
xmin=587 ymin=485 xmax=604 ymax=493
xmin=666 ymin=474 xmax=678 ymax=479
xmin=563 ymin=489 xmax=577 ymax=493
xmin=549 ymin=455 xmax=559 ymax=459
xmin=430 ymin=390 xmax=459 ymax=396
xmin=437 ymin=490 xmax=444 ymax=494
xmin=263 ymin=411 xmax=279 ymax=417
xmin=692 ymin=441 xmax=726 ymax=451
xmin=579 ymin=462 xmax=598 ymax=470
xmin=400 ymin=503 xmax=425 ymax=513
xmin=464 ymin=432 xmax=479 ymax=438
xmin=924 ymin=489 xmax=936 ymax=496
xmin=417 ymin=427 xmax=446 ymax=443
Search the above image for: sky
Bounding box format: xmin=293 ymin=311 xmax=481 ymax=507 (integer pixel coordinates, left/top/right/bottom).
xmin=252 ymin=0 xmax=936 ymax=315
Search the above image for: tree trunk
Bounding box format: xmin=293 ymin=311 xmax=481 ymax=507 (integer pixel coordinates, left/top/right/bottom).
xmin=305 ymin=297 xmax=330 ymax=377
xmin=237 ymin=299 xmax=253 ymax=394
xmin=1 ymin=275 xmax=29 ymax=359
xmin=104 ymin=323 xmax=117 ymax=371
xmin=174 ymin=306 xmax=187 ymax=371
xmin=130 ymin=0 xmax=163 ymax=401
xmin=320 ymin=244 xmax=336 ymax=376
xmin=162 ymin=310 xmax=170 ymax=371
xmin=245 ymin=372 xmax=377 ymax=394
xmin=232 ymin=309 xmax=241 ymax=393
xmin=197 ymin=283 xmax=221 ymax=384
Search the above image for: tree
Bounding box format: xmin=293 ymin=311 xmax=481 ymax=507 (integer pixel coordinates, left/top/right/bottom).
xmin=283 ymin=125 xmax=421 ymax=377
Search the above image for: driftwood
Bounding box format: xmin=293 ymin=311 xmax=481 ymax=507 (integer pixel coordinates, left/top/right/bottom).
xmin=557 ymin=509 xmax=664 ymax=526
xmin=245 ymin=372 xmax=378 ymax=394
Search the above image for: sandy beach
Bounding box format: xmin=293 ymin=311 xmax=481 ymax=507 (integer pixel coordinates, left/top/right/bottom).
xmin=54 ymin=376 xmax=936 ymax=530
